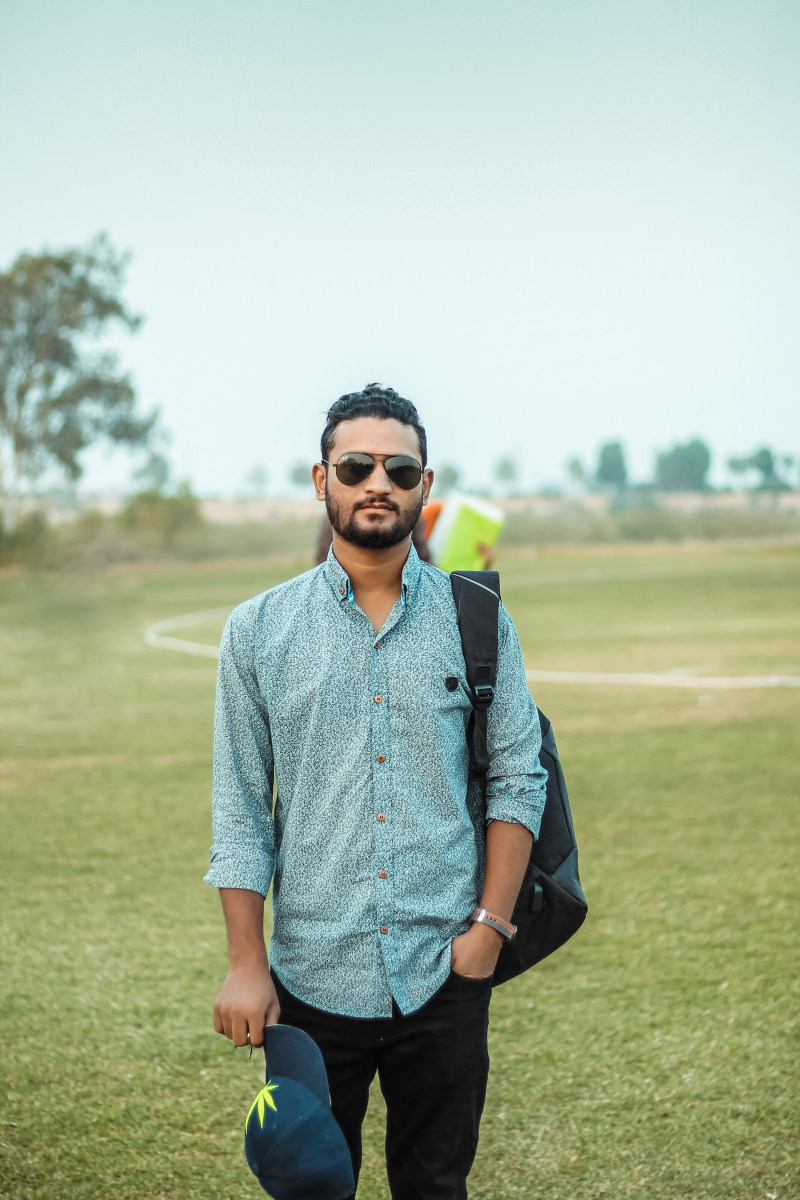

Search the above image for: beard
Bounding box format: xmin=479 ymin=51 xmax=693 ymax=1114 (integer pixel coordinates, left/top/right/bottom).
xmin=325 ymin=487 xmax=423 ymax=550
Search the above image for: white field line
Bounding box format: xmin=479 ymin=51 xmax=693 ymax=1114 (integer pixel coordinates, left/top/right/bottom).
xmin=144 ymin=608 xmax=800 ymax=688
xmin=143 ymin=608 xmax=232 ymax=659
xmin=526 ymin=669 xmax=800 ymax=689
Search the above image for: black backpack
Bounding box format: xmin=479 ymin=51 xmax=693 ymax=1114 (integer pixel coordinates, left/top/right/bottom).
xmin=451 ymin=570 xmax=588 ymax=986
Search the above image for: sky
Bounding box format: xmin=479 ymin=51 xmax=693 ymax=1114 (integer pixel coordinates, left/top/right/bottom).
xmin=1 ymin=0 xmax=798 ymax=497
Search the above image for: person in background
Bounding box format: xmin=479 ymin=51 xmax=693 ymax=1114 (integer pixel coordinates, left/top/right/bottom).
xmin=207 ymin=382 xmax=545 ymax=1198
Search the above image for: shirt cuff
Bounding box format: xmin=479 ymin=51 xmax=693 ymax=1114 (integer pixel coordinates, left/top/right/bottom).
xmin=203 ymin=847 xmax=274 ymax=896
xmin=485 ymin=794 xmax=545 ymax=840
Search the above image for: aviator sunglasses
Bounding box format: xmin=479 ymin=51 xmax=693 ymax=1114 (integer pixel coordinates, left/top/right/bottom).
xmin=323 ymin=452 xmax=423 ymax=490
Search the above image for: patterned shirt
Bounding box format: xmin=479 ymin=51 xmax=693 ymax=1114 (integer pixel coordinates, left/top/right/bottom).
xmin=205 ymin=544 xmax=546 ymax=1018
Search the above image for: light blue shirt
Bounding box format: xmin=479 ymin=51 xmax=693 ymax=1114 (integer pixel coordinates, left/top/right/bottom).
xmin=205 ymin=545 xmax=546 ymax=1017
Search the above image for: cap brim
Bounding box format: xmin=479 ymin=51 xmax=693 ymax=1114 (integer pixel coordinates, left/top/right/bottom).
xmin=264 ymin=1024 xmax=330 ymax=1104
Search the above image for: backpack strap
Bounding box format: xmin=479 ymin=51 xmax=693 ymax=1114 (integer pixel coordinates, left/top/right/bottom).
xmin=450 ymin=571 xmax=501 ymax=793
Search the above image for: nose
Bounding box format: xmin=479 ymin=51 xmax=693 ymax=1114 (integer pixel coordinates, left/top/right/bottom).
xmin=364 ymin=461 xmax=392 ymax=494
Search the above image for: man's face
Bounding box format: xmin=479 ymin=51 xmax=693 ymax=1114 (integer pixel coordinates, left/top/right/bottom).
xmin=313 ymin=416 xmax=433 ymax=550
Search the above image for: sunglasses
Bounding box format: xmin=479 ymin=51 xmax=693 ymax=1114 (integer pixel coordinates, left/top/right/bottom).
xmin=323 ymin=453 xmax=423 ymax=490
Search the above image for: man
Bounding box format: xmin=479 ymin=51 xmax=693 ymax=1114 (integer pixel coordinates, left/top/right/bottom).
xmin=207 ymin=383 xmax=546 ymax=1199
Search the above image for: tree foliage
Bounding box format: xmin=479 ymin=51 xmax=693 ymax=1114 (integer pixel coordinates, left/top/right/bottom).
xmin=595 ymin=441 xmax=627 ymax=489
xmin=566 ymin=457 xmax=588 ymax=488
xmin=493 ymin=456 xmax=518 ymax=494
xmin=727 ymin=447 xmax=790 ymax=490
xmin=118 ymin=482 xmax=203 ymax=550
xmin=133 ymin=451 xmax=170 ymax=492
xmin=435 ymin=462 xmax=461 ymax=494
xmin=654 ymin=439 xmax=711 ymax=491
xmin=289 ymin=461 xmax=312 ymax=488
xmin=0 ymin=234 xmax=154 ymax=528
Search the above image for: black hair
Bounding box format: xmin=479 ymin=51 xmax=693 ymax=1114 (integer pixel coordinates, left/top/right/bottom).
xmin=320 ymin=383 xmax=427 ymax=466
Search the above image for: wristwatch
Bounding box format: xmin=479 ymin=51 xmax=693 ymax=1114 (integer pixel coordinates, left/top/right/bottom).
xmin=470 ymin=907 xmax=517 ymax=941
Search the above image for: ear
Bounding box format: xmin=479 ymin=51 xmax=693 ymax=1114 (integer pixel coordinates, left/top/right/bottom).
xmin=422 ymin=468 xmax=434 ymax=505
xmin=312 ymin=462 xmax=327 ymax=501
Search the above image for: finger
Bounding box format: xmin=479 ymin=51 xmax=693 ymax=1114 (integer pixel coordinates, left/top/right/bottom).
xmin=248 ymin=1022 xmax=266 ymax=1048
xmin=213 ymin=1006 xmax=225 ymax=1035
xmin=265 ymin=994 xmax=282 ymax=1028
xmin=231 ymin=1016 xmax=249 ymax=1048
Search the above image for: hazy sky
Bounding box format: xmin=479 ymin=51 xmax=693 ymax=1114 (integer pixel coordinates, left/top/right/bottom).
xmin=1 ymin=0 xmax=797 ymax=496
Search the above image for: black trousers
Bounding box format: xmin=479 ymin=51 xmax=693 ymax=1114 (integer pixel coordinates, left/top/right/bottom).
xmin=271 ymin=969 xmax=493 ymax=1200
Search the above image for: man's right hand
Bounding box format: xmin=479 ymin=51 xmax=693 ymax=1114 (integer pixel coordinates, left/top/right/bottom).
xmin=213 ymin=963 xmax=281 ymax=1048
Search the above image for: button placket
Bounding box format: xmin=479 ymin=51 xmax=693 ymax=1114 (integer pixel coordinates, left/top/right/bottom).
xmin=372 ymin=632 xmax=391 ymax=951
xmin=373 ymin=585 xmax=410 ymax=646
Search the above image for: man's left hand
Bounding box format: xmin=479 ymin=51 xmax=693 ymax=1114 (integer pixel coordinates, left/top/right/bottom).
xmin=450 ymin=922 xmax=503 ymax=980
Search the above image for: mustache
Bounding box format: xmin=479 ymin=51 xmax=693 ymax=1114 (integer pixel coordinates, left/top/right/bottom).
xmin=354 ymin=499 xmax=399 ymax=513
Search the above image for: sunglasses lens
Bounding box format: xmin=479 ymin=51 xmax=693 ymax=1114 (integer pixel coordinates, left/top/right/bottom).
xmin=385 ymin=457 xmax=423 ymax=489
xmin=332 ymin=453 xmax=423 ymax=489
xmin=335 ymin=454 xmax=375 ymax=486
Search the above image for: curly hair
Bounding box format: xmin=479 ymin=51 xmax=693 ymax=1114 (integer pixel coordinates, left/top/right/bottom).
xmin=320 ymin=383 xmax=427 ymax=466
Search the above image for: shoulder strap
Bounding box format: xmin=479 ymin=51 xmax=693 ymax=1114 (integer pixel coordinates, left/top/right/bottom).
xmin=450 ymin=571 xmax=501 ymax=790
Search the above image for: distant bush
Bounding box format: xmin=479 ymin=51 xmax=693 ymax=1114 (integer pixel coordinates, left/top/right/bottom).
xmin=611 ymin=507 xmax=683 ymax=540
xmin=500 ymin=501 xmax=800 ymax=547
xmin=3 ymin=495 xmax=798 ymax=570
xmin=501 ymin=503 xmax=612 ymax=546
xmin=0 ymin=498 xmax=322 ymax=569
xmin=0 ymin=511 xmax=52 ymax=566
xmin=117 ymin=484 xmax=204 ymax=550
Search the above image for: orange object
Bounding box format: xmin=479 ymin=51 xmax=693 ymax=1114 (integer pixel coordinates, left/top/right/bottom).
xmin=419 ymin=501 xmax=443 ymax=541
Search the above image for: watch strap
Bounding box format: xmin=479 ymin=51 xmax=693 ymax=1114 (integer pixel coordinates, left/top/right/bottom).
xmin=470 ymin=906 xmax=517 ymax=941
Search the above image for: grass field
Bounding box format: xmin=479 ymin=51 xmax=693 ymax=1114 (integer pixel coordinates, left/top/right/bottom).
xmin=1 ymin=540 xmax=798 ymax=1199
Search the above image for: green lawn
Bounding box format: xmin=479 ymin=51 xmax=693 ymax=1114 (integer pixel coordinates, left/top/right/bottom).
xmin=1 ymin=541 xmax=798 ymax=1199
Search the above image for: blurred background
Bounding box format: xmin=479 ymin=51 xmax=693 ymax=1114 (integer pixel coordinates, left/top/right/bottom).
xmin=1 ymin=0 xmax=798 ymax=552
xmin=1 ymin=4 xmax=798 ymax=1200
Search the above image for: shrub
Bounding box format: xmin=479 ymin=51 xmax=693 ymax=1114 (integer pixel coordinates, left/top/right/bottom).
xmin=0 ymin=510 xmax=51 ymax=565
xmin=117 ymin=484 xmax=204 ymax=550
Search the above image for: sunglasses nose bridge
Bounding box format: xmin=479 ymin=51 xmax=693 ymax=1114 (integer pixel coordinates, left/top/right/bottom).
xmin=364 ymin=458 xmax=393 ymax=491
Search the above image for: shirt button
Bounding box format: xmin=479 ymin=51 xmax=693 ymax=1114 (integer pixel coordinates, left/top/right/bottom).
xmin=378 ymin=870 xmax=387 ymax=879
xmin=376 ymin=753 xmax=385 ymax=763
xmin=374 ymin=641 xmax=381 ymax=649
xmin=380 ymin=926 xmax=388 ymax=935
xmin=339 ymin=586 xmax=345 ymax=595
xmin=374 ymin=695 xmax=382 ymax=703
xmin=377 ymin=813 xmax=386 ymax=822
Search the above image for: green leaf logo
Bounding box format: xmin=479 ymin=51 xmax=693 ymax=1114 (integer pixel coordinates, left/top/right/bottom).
xmin=245 ymin=1082 xmax=279 ymax=1131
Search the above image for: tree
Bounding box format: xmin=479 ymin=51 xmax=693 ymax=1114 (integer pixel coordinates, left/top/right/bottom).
xmin=242 ymin=463 xmax=269 ymax=497
xmin=435 ymin=462 xmax=461 ymax=494
xmin=595 ymin=441 xmax=627 ymax=490
xmin=0 ymin=234 xmax=154 ymax=530
xmin=289 ymin=461 xmax=312 ymax=489
xmin=782 ymin=454 xmax=795 ymax=485
xmin=565 ymin=457 xmax=588 ymax=489
xmin=728 ymin=447 xmax=790 ymax=490
xmin=654 ymin=438 xmax=711 ymax=491
xmin=493 ymin=455 xmax=518 ymax=494
xmin=133 ymin=450 xmax=170 ymax=492
xmin=118 ymin=481 xmax=203 ymax=550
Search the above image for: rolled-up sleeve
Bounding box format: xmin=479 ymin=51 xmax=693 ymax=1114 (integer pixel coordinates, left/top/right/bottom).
xmin=484 ymin=605 xmax=547 ymax=838
xmin=204 ymin=603 xmax=275 ymax=894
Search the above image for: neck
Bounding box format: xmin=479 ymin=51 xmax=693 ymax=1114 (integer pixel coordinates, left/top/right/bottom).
xmin=331 ymin=533 xmax=411 ymax=593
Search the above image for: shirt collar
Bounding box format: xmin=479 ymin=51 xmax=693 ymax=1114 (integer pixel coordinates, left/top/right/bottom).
xmin=324 ymin=541 xmax=422 ymax=607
